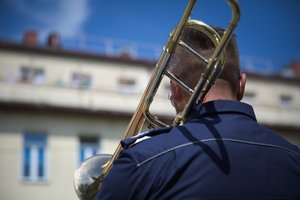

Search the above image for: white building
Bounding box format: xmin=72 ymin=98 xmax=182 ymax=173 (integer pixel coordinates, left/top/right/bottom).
xmin=0 ymin=33 xmax=299 ymax=200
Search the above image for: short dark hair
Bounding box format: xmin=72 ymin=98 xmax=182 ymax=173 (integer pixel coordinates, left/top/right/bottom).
xmin=169 ymin=26 xmax=241 ymax=95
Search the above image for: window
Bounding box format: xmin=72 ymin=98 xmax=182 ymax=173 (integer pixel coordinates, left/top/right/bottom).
xmin=118 ymin=77 xmax=137 ymax=93
xmin=70 ymin=72 xmax=92 ymax=89
xmin=79 ymin=136 xmax=100 ymax=163
xmin=20 ymin=66 xmax=45 ymax=85
xmin=22 ymin=133 xmax=48 ymax=182
xmin=279 ymin=94 xmax=294 ymax=107
xmin=242 ymin=91 xmax=257 ymax=104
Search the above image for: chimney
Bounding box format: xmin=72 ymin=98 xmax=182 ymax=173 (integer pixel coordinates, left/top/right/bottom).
xmin=282 ymin=60 xmax=300 ymax=77
xmin=23 ymin=31 xmax=38 ymax=46
xmin=47 ymin=33 xmax=60 ymax=48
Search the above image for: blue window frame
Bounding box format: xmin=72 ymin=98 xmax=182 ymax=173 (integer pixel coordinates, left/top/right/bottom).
xmin=22 ymin=133 xmax=48 ymax=182
xmin=79 ymin=136 xmax=99 ymax=162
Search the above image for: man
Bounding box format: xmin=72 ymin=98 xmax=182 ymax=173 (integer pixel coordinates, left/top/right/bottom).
xmin=94 ymin=27 xmax=300 ymax=199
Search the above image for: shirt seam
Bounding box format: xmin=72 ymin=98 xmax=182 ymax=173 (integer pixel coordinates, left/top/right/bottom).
xmin=136 ymin=138 xmax=300 ymax=167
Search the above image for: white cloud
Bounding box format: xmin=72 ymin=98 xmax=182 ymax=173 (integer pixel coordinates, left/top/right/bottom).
xmin=7 ymin=0 xmax=90 ymax=39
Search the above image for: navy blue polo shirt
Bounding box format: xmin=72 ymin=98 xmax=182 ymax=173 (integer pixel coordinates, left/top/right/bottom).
xmin=94 ymin=100 xmax=300 ymax=200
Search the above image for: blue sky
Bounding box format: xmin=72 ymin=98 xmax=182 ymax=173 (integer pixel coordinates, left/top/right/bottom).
xmin=0 ymin=0 xmax=299 ymax=73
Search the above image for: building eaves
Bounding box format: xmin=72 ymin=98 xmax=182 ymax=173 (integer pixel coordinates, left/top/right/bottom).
xmin=0 ymin=40 xmax=156 ymax=68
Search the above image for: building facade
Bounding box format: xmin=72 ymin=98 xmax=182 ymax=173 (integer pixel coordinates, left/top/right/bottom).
xmin=0 ymin=37 xmax=299 ymax=200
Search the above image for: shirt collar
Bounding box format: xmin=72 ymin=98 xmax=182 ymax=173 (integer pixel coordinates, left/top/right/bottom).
xmin=187 ymin=100 xmax=257 ymax=121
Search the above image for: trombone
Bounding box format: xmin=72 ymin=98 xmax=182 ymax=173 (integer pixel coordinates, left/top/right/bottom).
xmin=74 ymin=0 xmax=240 ymax=199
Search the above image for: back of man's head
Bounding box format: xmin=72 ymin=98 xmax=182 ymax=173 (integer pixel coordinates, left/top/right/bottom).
xmin=169 ymin=26 xmax=241 ymax=96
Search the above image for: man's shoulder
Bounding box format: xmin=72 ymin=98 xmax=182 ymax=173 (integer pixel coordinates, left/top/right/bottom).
xmin=121 ymin=126 xmax=173 ymax=149
xmin=119 ymin=126 xmax=178 ymax=166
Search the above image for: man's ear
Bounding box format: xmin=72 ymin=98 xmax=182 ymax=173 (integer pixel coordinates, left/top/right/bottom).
xmin=237 ymin=73 xmax=246 ymax=101
xmin=171 ymin=82 xmax=182 ymax=101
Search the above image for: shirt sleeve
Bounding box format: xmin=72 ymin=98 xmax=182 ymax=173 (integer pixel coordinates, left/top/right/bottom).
xmin=93 ymin=149 xmax=141 ymax=200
